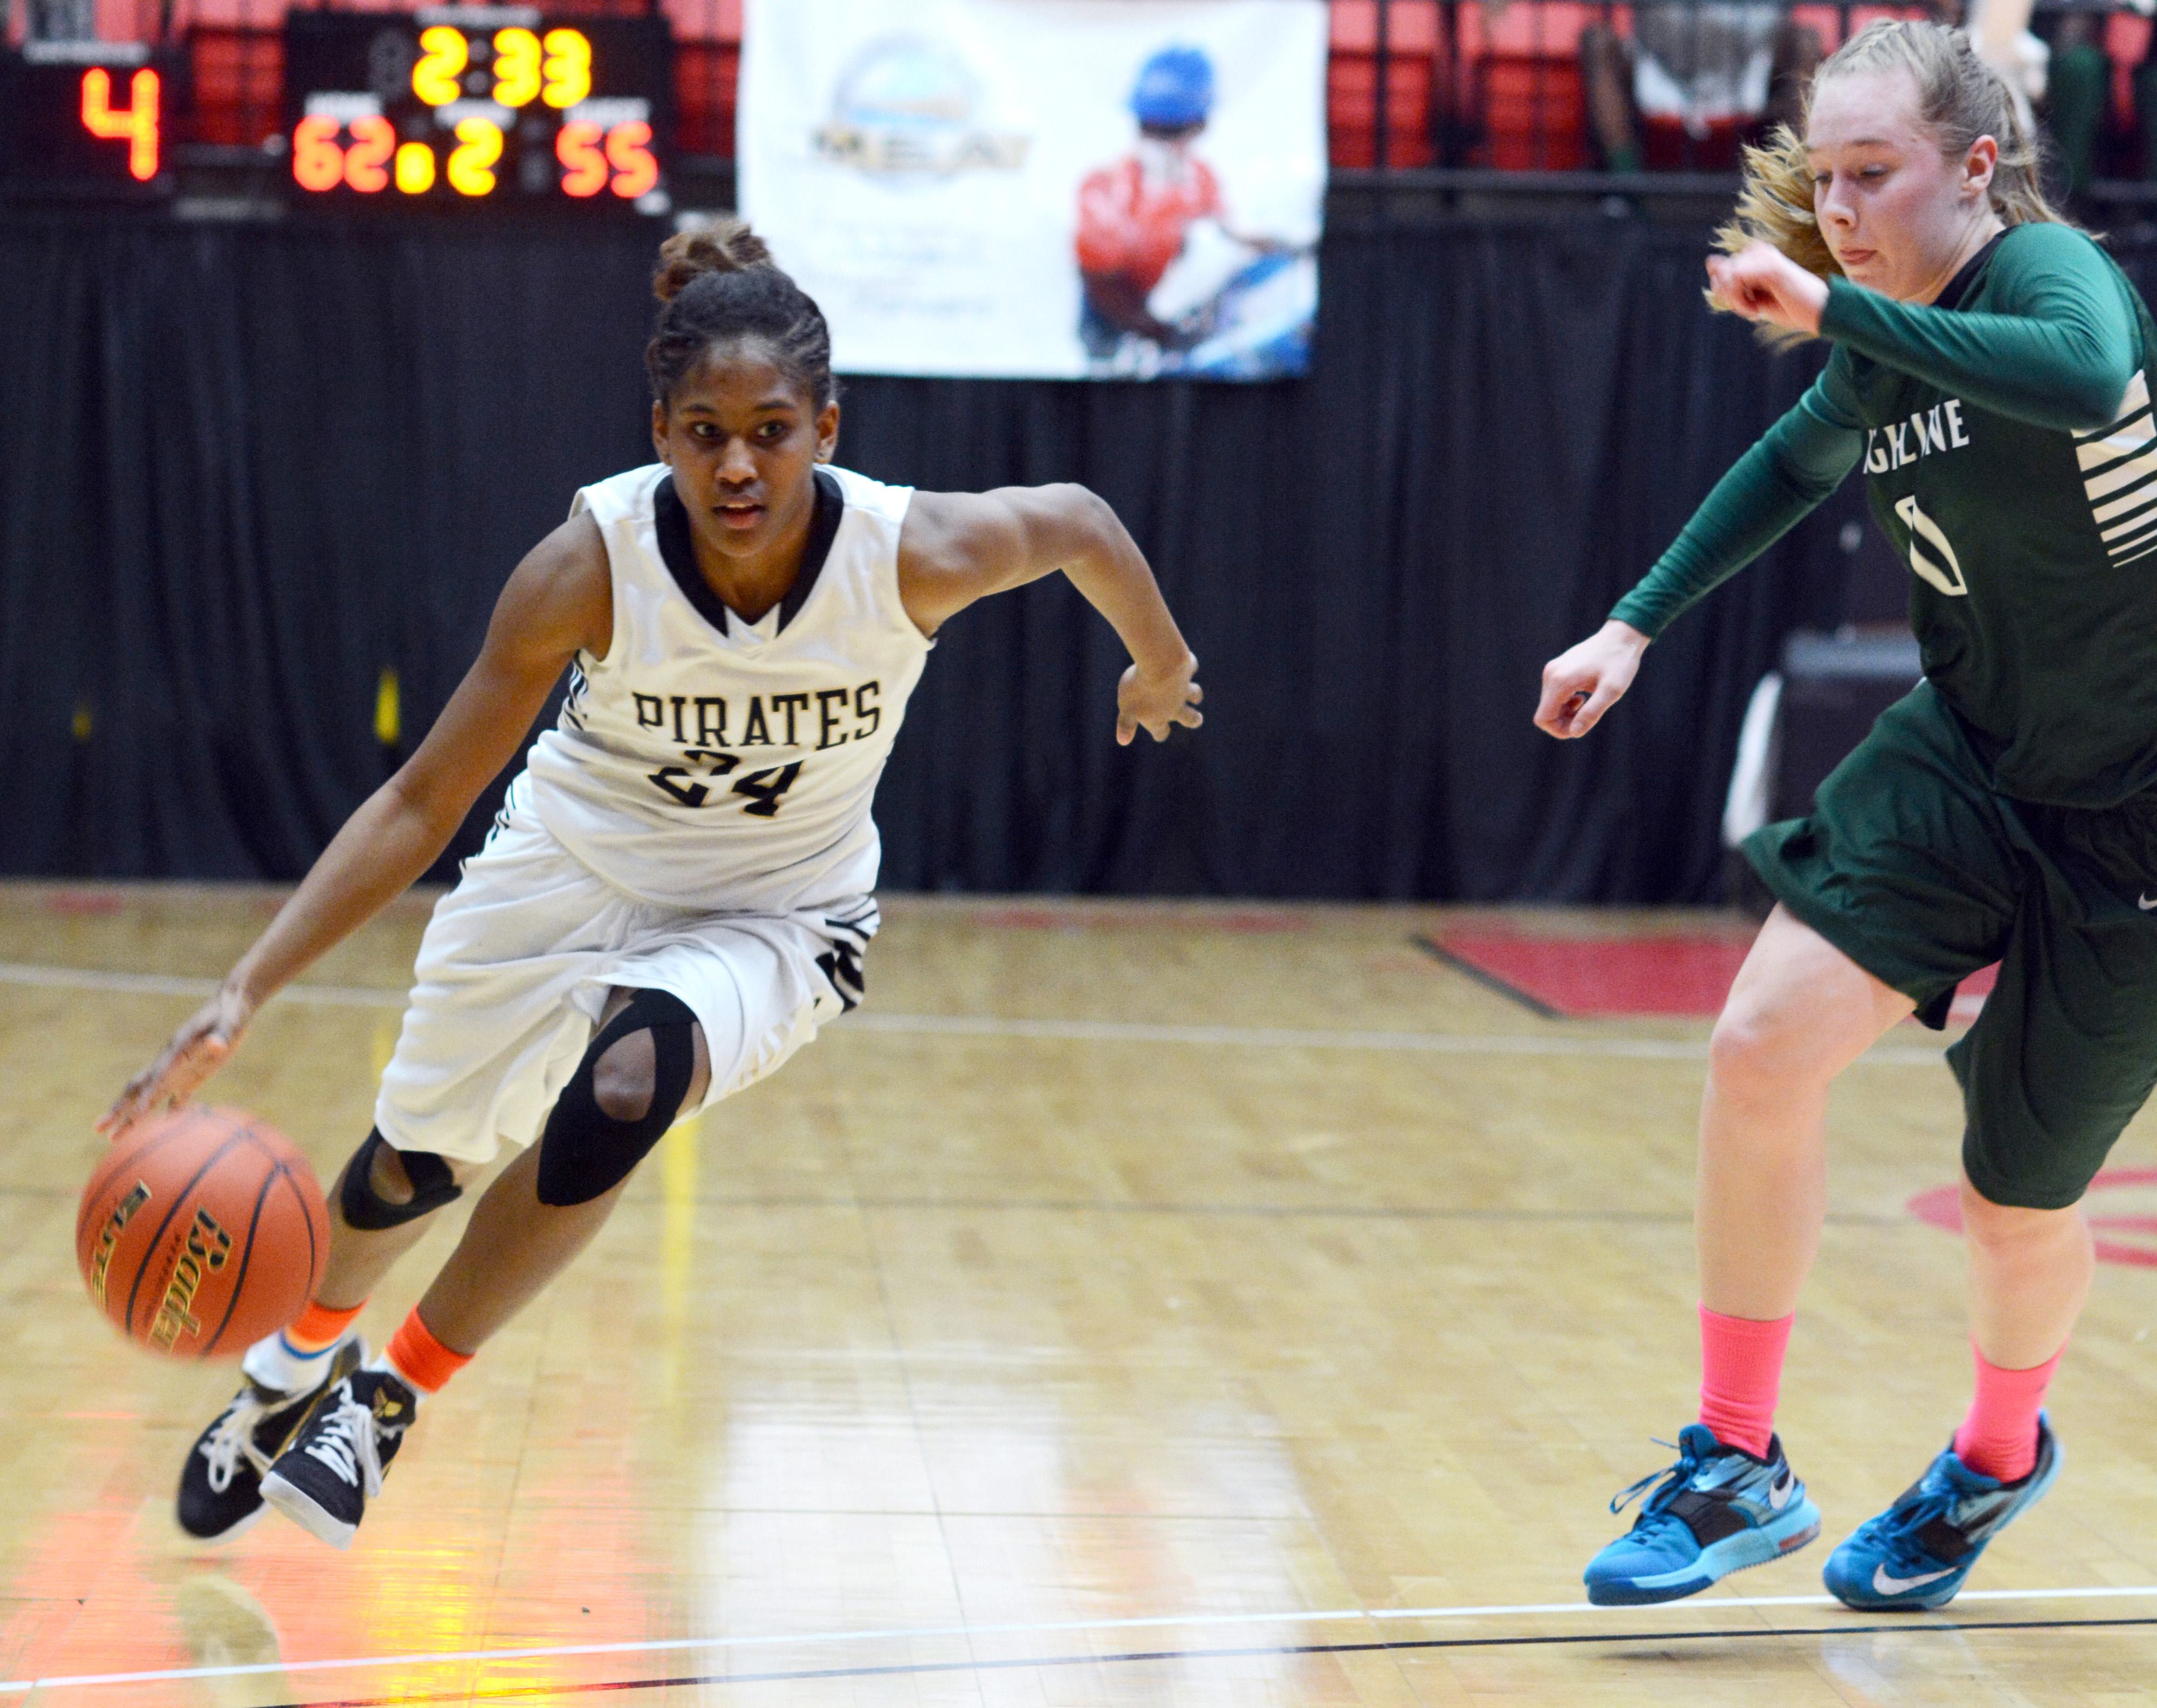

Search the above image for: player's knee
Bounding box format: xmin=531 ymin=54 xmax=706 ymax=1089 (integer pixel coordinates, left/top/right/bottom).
xmin=590 ymin=1029 xmax=658 ymax=1124
xmin=1959 ymin=1177 xmax=2087 ymax=1254
xmin=535 ymin=990 xmax=698 ymax=1207
xmin=340 ymin=1128 xmax=465 ymax=1230
xmin=1706 ymin=1006 xmax=1799 ymax=1101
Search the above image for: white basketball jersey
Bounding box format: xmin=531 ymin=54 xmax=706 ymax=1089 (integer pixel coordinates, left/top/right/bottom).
xmin=518 ymin=462 xmax=930 ymax=912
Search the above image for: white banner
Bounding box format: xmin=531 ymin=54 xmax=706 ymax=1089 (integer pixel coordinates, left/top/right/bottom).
xmin=738 ymin=0 xmax=1327 ymax=380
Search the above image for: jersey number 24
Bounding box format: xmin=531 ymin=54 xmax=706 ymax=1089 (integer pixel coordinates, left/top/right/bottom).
xmin=648 ymin=752 xmax=805 ymax=817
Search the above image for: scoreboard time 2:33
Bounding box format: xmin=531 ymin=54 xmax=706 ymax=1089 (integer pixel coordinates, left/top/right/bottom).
xmin=282 ymin=9 xmax=671 ymax=209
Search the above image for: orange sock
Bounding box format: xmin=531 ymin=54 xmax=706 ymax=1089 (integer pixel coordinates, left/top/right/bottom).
xmin=383 ymin=1309 xmax=472 ymax=1395
xmin=283 ymin=1299 xmax=364 ymax=1355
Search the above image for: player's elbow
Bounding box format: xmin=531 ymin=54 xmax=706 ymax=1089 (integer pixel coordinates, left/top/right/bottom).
xmin=1033 ymin=483 xmax=1111 ymax=536
xmin=989 ymin=484 xmax=1129 ymax=591
xmin=1058 ymin=485 xmax=1131 ymax=562
xmin=2064 ymin=359 xmax=2140 ymax=432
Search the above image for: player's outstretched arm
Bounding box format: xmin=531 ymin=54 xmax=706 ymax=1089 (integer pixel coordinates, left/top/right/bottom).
xmin=1535 ymin=620 xmax=1650 ymax=740
xmin=898 ymin=484 xmax=1202 ymax=745
xmin=98 ymin=514 xmax=613 ymax=1136
xmin=1533 ymin=377 xmax=1861 ymax=744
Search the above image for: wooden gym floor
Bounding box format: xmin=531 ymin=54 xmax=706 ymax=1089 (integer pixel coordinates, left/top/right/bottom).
xmin=4 ymin=883 xmax=2157 ymax=1706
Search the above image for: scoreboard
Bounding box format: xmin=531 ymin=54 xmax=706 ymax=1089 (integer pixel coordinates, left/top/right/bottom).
xmin=0 ymin=41 xmax=177 ymax=195
xmin=280 ymin=9 xmax=672 ymax=209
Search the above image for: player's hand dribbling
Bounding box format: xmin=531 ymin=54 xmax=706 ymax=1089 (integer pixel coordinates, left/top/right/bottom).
xmin=1117 ymin=652 xmax=1204 ymax=745
xmin=1535 ymin=621 xmax=1649 ymax=739
xmin=97 ymin=986 xmax=253 ymax=1140
xmin=1705 ymin=242 xmax=1829 ymax=337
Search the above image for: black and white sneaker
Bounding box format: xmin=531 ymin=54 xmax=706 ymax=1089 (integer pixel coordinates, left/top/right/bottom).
xmin=176 ymin=1337 xmax=366 ymax=1542
xmin=259 ymin=1368 xmax=416 ymax=1549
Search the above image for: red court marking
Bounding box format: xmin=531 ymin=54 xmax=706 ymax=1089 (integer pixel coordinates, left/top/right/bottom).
xmin=1436 ymin=931 xmax=1998 ymax=1022
xmin=1433 ymin=932 xmax=1754 ymax=1018
xmin=1909 ymin=1167 xmax=2157 ymax=1269
xmin=974 ymin=907 xmax=1309 ymax=933
xmin=43 ymin=890 xmax=123 ymax=915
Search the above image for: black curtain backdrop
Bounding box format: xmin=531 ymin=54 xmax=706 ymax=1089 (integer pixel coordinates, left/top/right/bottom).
xmin=8 ymin=210 xmax=2114 ymax=901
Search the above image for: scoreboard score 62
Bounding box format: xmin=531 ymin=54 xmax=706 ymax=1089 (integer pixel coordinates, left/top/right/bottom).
xmin=282 ymin=9 xmax=671 ymax=209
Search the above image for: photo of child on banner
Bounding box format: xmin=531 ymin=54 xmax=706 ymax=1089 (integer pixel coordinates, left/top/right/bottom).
xmin=737 ymin=0 xmax=1325 ymax=382
xmin=1076 ymin=45 xmax=1317 ymax=380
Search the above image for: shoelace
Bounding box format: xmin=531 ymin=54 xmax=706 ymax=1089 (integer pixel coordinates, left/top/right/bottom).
xmin=198 ymin=1394 xmax=273 ymax=1493
xmin=1609 ymin=1438 xmax=1694 ymax=1520
xmin=1867 ymin=1480 xmax=1977 ymax=1569
xmin=302 ymin=1390 xmax=386 ymax=1497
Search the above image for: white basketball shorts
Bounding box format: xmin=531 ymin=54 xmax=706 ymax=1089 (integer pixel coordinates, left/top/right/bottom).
xmin=374 ymin=796 xmax=875 ymax=1165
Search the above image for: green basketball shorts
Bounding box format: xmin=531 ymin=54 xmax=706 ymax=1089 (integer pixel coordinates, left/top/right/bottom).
xmin=1744 ymin=681 xmax=2157 ymax=1210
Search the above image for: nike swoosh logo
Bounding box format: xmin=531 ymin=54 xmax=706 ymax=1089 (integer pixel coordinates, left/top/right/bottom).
xmin=1872 ymin=1564 xmax=1955 ymax=1595
xmin=1768 ymin=1472 xmax=1797 ymax=1511
xmin=2140 ymin=894 xmax=2157 ymax=911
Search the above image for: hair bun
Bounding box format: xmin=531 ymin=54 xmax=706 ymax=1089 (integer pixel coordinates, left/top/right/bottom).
xmin=652 ymin=219 xmax=776 ymax=303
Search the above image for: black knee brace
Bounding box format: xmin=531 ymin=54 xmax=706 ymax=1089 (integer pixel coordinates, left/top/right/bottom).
xmin=340 ymin=1128 xmax=463 ymax=1230
xmin=536 ymin=989 xmax=697 ymax=1207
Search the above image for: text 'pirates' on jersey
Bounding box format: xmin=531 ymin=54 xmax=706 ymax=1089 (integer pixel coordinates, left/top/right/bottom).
xmin=522 ymin=463 xmax=930 ymax=912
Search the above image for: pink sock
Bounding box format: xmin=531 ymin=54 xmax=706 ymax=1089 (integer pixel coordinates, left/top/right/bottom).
xmin=1698 ymin=1305 xmax=1794 ymax=1459
xmin=1953 ymin=1341 xmax=2060 ymax=1483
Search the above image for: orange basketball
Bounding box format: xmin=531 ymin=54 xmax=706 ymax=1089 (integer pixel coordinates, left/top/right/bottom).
xmin=76 ymin=1105 xmax=330 ymax=1359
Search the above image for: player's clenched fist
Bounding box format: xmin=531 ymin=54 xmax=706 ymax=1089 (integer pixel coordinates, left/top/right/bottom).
xmin=1535 ymin=621 xmax=1649 ymax=740
xmin=1117 ymin=652 xmax=1204 ymax=745
xmin=1706 ymin=241 xmax=1830 ymax=338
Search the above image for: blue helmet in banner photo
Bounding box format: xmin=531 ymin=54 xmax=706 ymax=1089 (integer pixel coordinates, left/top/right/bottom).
xmin=1130 ymin=45 xmax=1215 ymax=131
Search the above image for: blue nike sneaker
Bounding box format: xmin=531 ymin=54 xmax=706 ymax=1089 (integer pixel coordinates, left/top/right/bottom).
xmin=1822 ymin=1415 xmax=2060 ymax=1611
xmin=1584 ymin=1424 xmax=1822 ymax=1606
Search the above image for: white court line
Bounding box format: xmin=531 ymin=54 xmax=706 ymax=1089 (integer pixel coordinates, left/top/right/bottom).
xmin=0 ymin=963 xmax=398 ymax=1008
xmin=3 ymin=1585 xmax=2154 ymax=1695
xmin=0 ymin=961 xmax=1952 ymax=1068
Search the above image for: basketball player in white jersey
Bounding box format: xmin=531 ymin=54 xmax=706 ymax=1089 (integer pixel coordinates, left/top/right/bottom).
xmin=98 ymin=221 xmax=1204 ymax=1550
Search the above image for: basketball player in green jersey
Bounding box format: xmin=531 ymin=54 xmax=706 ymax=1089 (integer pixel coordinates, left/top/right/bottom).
xmin=1538 ymin=19 xmax=2157 ymax=1609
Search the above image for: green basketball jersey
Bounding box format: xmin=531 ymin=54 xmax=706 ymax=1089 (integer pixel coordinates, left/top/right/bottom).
xmin=1614 ymin=221 xmax=2157 ymax=809
xmin=1823 ymin=224 xmax=2157 ymax=806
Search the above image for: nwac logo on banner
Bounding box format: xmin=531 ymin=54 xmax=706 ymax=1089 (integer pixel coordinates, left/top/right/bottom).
xmin=813 ymin=35 xmax=1029 ymax=178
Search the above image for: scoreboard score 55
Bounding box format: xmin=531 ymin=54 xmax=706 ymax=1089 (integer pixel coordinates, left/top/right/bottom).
xmin=282 ymin=9 xmax=672 ymax=210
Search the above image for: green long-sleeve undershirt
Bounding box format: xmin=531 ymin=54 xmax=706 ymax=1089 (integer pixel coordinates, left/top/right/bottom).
xmin=1609 ymin=222 xmax=2141 ymax=640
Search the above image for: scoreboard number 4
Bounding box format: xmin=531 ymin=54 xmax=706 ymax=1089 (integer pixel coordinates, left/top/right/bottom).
xmin=80 ymin=66 xmax=160 ymax=182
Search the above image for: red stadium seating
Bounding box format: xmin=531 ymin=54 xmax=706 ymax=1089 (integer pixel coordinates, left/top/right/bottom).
xmin=1478 ymin=53 xmax=1589 ymax=171
xmin=674 ymin=40 xmax=739 ymax=160
xmin=186 ymin=25 xmax=281 ymax=148
xmin=1329 ymin=0 xmax=1439 ymax=168
xmin=673 ymin=0 xmax=740 ymax=160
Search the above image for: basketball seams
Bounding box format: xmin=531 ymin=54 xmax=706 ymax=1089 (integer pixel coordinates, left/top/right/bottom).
xmin=198 ymin=1160 xmax=282 ymax=1358
xmin=119 ymin=1128 xmax=249 ymax=1337
xmin=290 ymin=1160 xmax=326 ymax=1292
xmin=77 ymin=1107 xmax=209 ymax=1249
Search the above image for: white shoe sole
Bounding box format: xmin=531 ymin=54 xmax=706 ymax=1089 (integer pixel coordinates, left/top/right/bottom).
xmin=259 ymin=1471 xmax=359 ymax=1550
